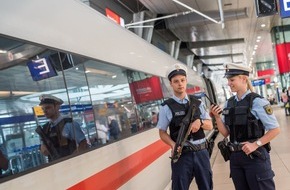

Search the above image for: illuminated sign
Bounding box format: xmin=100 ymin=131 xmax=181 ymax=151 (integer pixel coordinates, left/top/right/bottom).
xmin=33 ymin=106 xmax=44 ymax=116
xmin=59 ymin=104 xmax=93 ymax=113
xmin=105 ymin=8 xmax=125 ymax=27
xmin=27 ymin=57 xmax=57 ymax=81
xmin=252 ymin=79 xmax=265 ymax=86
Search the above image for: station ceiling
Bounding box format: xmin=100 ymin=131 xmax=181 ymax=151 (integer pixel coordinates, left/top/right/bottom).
xmin=114 ymin=0 xmax=289 ymax=73
xmin=1 ymin=0 xmax=289 ymax=100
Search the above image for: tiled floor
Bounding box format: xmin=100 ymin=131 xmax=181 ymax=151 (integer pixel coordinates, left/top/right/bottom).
xmin=190 ymin=105 xmax=290 ymax=190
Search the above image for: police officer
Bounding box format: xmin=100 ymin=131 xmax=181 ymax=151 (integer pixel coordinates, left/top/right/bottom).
xmin=39 ymin=94 xmax=88 ymax=161
xmin=210 ymin=63 xmax=280 ymax=190
xmin=157 ymin=63 xmax=213 ymax=190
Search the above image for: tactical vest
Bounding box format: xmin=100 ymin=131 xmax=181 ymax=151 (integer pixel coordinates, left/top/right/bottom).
xmin=162 ymin=95 xmax=205 ymax=142
xmin=223 ymin=93 xmax=265 ymax=143
xmin=43 ymin=118 xmax=77 ymax=158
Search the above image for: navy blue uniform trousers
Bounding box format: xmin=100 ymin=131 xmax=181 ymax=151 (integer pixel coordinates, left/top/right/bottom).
xmin=171 ymin=149 xmax=212 ymax=190
xmin=230 ymin=147 xmax=275 ymax=190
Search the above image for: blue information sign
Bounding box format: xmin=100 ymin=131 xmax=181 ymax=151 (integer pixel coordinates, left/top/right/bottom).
xmin=60 ymin=104 xmax=93 ymax=113
xmin=252 ymin=79 xmax=265 ymax=86
xmin=27 ymin=57 xmax=57 ymax=81
xmin=280 ymin=0 xmax=290 ymax=18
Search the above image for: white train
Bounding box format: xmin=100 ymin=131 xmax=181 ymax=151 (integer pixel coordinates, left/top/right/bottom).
xmin=0 ymin=0 xmax=219 ymax=189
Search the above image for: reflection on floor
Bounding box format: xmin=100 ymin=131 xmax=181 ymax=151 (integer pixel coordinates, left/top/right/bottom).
xmin=189 ymin=105 xmax=290 ymax=190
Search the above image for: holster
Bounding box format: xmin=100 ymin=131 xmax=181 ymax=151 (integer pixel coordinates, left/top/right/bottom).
xmin=217 ymin=138 xmax=231 ymax=162
xmin=263 ymin=142 xmax=271 ymax=152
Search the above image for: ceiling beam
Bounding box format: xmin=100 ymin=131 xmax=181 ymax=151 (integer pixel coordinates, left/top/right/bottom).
xmin=187 ymin=38 xmax=245 ymax=48
xmin=198 ymin=53 xmax=243 ymax=59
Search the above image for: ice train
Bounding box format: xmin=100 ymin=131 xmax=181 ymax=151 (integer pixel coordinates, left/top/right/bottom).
xmin=0 ymin=0 xmax=219 ymax=189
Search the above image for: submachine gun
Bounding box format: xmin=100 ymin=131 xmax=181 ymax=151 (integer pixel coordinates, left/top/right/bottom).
xmin=35 ymin=126 xmax=60 ymax=161
xmin=171 ymin=101 xmax=197 ymax=163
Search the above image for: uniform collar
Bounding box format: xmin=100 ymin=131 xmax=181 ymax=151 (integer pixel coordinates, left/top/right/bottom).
xmin=172 ymin=94 xmax=189 ymax=103
xmin=234 ymin=90 xmax=251 ymax=101
xmin=50 ymin=115 xmax=64 ymax=126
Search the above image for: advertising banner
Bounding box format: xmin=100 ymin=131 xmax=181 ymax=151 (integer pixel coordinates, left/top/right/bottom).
xmin=129 ymin=76 xmax=163 ymax=104
xmin=275 ymin=43 xmax=290 ymax=73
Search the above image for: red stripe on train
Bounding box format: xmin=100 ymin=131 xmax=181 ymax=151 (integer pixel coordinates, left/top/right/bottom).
xmin=67 ymin=140 xmax=169 ymax=190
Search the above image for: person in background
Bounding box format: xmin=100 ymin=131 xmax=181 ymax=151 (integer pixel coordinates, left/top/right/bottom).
xmin=151 ymin=111 xmax=158 ymax=126
xmin=39 ymin=94 xmax=88 ymax=161
xmin=281 ymin=87 xmax=289 ymax=116
xmin=109 ymin=119 xmax=120 ymax=140
xmin=129 ymin=113 xmax=138 ymax=133
xmin=96 ymin=121 xmax=108 ymax=144
xmin=287 ymin=87 xmax=290 ymax=115
xmin=210 ymin=63 xmax=280 ymax=190
xmin=0 ymin=148 xmax=8 ymax=177
xmin=157 ymin=63 xmax=213 ymax=190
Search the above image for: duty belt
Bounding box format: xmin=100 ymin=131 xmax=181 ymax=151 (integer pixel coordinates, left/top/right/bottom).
xmin=182 ymin=141 xmax=208 ymax=152
xmin=228 ymin=142 xmax=266 ymax=160
xmin=228 ymin=142 xmax=243 ymax=152
xmin=228 ymin=139 xmax=259 ymax=152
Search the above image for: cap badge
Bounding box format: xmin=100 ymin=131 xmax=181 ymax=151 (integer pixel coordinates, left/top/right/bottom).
xmin=175 ymin=65 xmax=181 ymax=70
xmin=225 ymin=64 xmax=229 ymax=72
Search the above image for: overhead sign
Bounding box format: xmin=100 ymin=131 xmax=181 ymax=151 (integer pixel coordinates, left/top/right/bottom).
xmin=27 ymin=57 xmax=57 ymax=81
xmin=60 ymin=104 xmax=93 ymax=113
xmin=105 ymin=8 xmax=125 ymax=27
xmin=279 ymin=0 xmax=290 ymax=18
xmin=252 ymin=79 xmax=265 ymax=86
xmin=255 ymin=0 xmax=278 ymax=17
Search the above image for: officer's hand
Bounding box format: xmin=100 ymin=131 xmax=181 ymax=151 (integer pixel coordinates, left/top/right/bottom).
xmin=210 ymin=104 xmax=222 ymax=117
xmin=190 ymin=120 xmax=201 ymax=133
xmin=241 ymin=142 xmax=258 ymax=155
xmin=171 ymin=143 xmax=181 ymax=157
xmin=40 ymin=144 xmax=49 ymax=156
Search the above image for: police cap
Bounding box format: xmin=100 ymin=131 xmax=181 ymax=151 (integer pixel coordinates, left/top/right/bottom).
xmin=167 ymin=63 xmax=187 ymax=81
xmin=39 ymin=94 xmax=64 ymax=105
xmin=224 ymin=63 xmax=251 ymax=78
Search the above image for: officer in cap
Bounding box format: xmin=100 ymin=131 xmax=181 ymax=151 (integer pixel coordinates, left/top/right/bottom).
xmin=157 ymin=63 xmax=213 ymax=190
xmin=224 ymin=62 xmax=252 ymax=78
xmin=210 ymin=63 xmax=280 ymax=190
xmin=39 ymin=94 xmax=88 ymax=161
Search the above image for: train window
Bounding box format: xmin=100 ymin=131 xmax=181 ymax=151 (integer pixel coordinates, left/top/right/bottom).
xmin=0 ymin=36 xmax=169 ymax=181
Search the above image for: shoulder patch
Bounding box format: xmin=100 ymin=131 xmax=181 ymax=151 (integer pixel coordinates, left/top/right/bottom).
xmin=263 ymin=104 xmax=273 ymax=115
